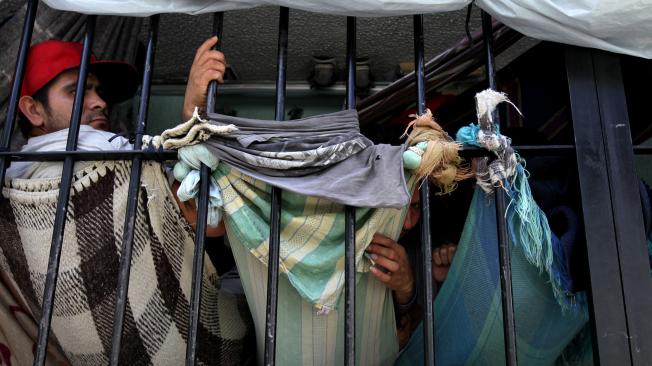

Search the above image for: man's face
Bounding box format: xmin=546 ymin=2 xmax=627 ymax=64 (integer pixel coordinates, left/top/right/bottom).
xmin=401 ymin=188 xmax=421 ymax=237
xmin=40 ymin=69 xmax=110 ymax=133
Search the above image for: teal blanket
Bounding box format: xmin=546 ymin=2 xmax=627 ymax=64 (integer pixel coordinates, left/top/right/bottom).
xmin=396 ymin=187 xmax=588 ymax=365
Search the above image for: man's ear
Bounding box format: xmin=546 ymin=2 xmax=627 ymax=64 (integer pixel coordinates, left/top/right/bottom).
xmin=18 ymin=95 xmax=45 ymax=129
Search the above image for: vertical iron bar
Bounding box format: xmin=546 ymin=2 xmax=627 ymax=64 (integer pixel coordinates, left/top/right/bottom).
xmin=34 ymin=15 xmax=97 ymax=366
xmin=109 ymin=14 xmax=159 ymax=366
xmin=566 ymin=46 xmax=652 ymax=364
xmin=185 ymin=12 xmax=225 ymax=366
xmin=413 ymin=14 xmax=435 ymax=366
xmin=481 ymin=11 xmax=518 ymax=366
xmin=264 ymin=7 xmax=288 ymax=366
xmin=344 ymin=15 xmax=356 ymax=366
xmin=591 ymin=51 xmax=652 ymax=365
xmin=206 ymin=12 xmax=224 ymax=112
xmin=565 ymin=46 xmax=630 ymax=364
xmin=185 ymin=164 xmax=210 ymax=365
xmin=0 ymin=0 xmax=39 ymax=187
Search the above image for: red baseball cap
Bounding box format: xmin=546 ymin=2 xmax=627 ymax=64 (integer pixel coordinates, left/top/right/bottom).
xmin=20 ymin=40 xmax=139 ymax=104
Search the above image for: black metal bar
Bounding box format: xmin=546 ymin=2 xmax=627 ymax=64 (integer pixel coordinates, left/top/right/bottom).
xmin=344 ymin=15 xmax=356 ymax=366
xmin=206 ymin=12 xmax=224 ymax=112
xmin=592 ymin=51 xmax=652 ymax=365
xmin=633 ymin=146 xmax=652 ymax=154
xmin=264 ymin=7 xmax=288 ymax=366
xmin=565 ymin=46 xmax=631 ymax=364
xmin=0 ymin=145 xmax=582 ymax=162
xmin=34 ymin=15 xmax=97 ymax=366
xmin=413 ymin=14 xmax=435 ymax=366
xmin=1 ymin=150 xmax=177 ymax=161
xmin=109 ymin=14 xmax=159 ymax=366
xmin=481 ymin=11 xmax=518 ymax=366
xmin=462 ymin=145 xmax=576 ymax=157
xmin=0 ymin=0 xmax=39 ymax=187
xmin=185 ymin=12 xmax=225 ymax=366
xmin=185 ymin=164 xmax=211 ymax=365
xmin=346 ymin=17 xmax=356 ymax=111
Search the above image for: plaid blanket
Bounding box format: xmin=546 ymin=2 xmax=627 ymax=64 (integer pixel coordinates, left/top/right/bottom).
xmin=0 ymin=161 xmax=252 ymax=365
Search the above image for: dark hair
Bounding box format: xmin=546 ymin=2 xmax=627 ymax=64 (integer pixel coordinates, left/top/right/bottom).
xmin=17 ymin=79 xmax=54 ymax=138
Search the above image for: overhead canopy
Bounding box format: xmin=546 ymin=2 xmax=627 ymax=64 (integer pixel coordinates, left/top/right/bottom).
xmin=41 ymin=0 xmax=652 ymax=59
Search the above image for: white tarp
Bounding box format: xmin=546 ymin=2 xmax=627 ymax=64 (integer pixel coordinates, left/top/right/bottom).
xmin=42 ymin=0 xmax=652 ymax=59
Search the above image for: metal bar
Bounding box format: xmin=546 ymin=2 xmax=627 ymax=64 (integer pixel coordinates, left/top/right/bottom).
xmin=185 ymin=164 xmax=211 ymax=365
xmin=344 ymin=15 xmax=356 ymax=366
xmin=565 ymin=46 xmax=631 ymax=364
xmin=109 ymin=14 xmax=159 ymax=365
xmin=413 ymin=14 xmax=435 ymax=366
xmin=462 ymin=145 xmax=576 ymax=157
xmin=633 ymin=146 xmax=652 ymax=154
xmin=1 ymin=150 xmax=177 ymax=161
xmin=185 ymin=12 xmax=225 ymax=366
xmin=0 ymin=0 xmax=39 ymax=187
xmin=34 ymin=15 xmax=97 ymax=366
xmin=481 ymin=11 xmax=518 ymax=366
xmin=592 ymin=51 xmax=652 ymax=365
xmin=0 ymin=145 xmax=581 ymax=162
xmin=264 ymin=7 xmax=288 ymax=366
xmin=206 ymin=12 xmax=224 ymax=112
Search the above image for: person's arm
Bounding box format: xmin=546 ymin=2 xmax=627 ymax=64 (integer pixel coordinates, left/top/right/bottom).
xmin=171 ymin=37 xmax=228 ymax=235
xmin=367 ymin=233 xmax=419 ymax=348
xmin=171 ymin=180 xmax=225 ymax=237
xmin=182 ymin=36 xmax=227 ymax=121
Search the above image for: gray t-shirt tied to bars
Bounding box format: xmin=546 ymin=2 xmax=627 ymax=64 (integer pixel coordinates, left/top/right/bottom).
xmin=201 ymin=109 xmax=410 ymax=208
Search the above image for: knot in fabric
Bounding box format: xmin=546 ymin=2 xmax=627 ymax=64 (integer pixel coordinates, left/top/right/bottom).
xmin=457 ymin=89 xmax=522 ymax=193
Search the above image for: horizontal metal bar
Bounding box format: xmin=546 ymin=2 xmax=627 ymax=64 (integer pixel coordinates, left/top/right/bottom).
xmin=634 ymin=146 xmax=652 ymax=155
xmin=14 ymin=144 xmax=646 ymax=163
xmin=460 ymin=145 xmax=576 ymax=157
xmin=1 ymin=150 xmax=177 ymax=161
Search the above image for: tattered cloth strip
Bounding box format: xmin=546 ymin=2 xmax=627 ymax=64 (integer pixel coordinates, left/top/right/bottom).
xmin=164 ymin=109 xmax=410 ymax=209
xmin=0 ymin=161 xmax=253 ymax=365
xmin=456 ymin=89 xmax=577 ymax=309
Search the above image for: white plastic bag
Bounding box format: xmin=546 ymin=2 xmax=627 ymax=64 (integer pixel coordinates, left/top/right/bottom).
xmin=42 ymin=0 xmax=652 ymax=58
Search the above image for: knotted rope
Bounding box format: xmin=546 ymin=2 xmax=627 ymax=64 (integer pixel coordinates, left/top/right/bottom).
xmin=402 ymin=109 xmax=472 ymax=194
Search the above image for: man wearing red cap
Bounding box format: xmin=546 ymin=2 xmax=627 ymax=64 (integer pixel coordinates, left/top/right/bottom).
xmin=8 ymin=36 xmax=225 ymax=179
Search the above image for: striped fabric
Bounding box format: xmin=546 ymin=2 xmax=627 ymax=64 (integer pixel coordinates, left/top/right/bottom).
xmin=214 ymin=163 xmax=416 ymax=312
xmin=231 ymin=239 xmax=398 ymax=366
xmin=213 ymin=163 xmax=417 ymax=365
xmin=396 ymin=188 xmax=588 ymax=365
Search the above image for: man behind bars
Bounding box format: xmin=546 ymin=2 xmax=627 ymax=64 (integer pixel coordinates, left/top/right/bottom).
xmin=5 ymin=37 xmax=442 ymax=365
xmin=8 ymin=37 xmax=227 ymax=235
xmin=0 ymin=37 xmax=256 ymax=365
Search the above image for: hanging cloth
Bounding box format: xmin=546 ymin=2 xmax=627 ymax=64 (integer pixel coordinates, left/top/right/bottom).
xmin=0 ymin=161 xmax=253 ymax=365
